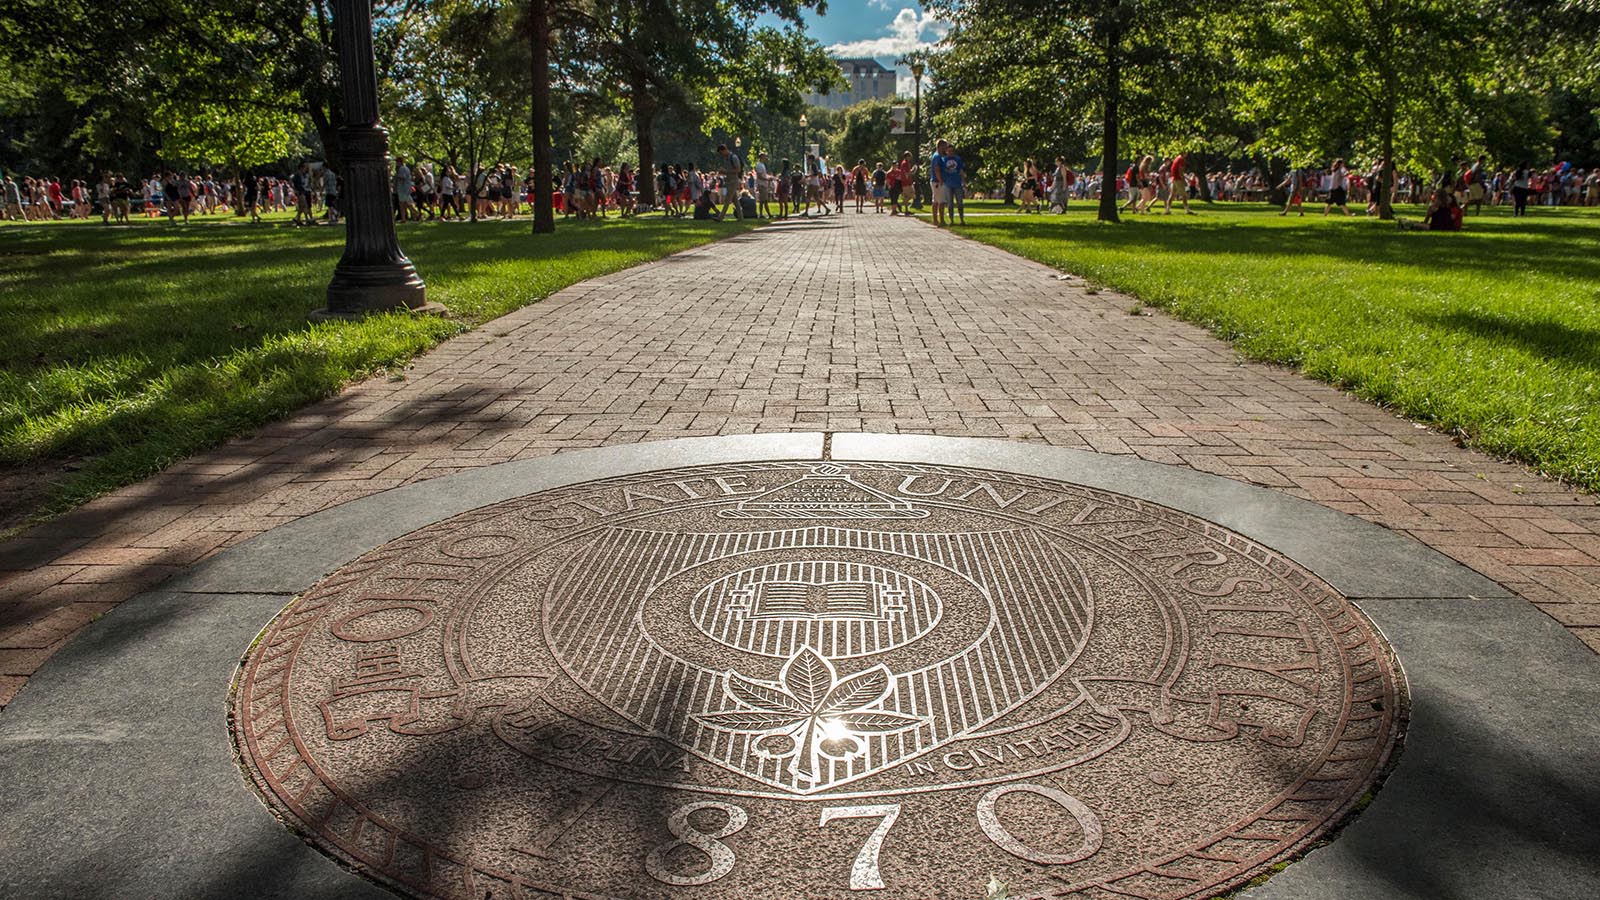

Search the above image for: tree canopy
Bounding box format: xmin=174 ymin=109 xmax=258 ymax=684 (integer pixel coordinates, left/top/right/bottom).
xmin=1 ymin=0 xmax=1593 ymax=226
xmin=0 ymin=0 xmax=838 ymax=190
xmin=926 ymin=0 xmax=1600 ymax=220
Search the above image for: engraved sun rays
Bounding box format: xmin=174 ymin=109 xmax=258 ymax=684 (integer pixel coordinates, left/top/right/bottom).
xmin=695 ymin=648 xmax=926 ymax=782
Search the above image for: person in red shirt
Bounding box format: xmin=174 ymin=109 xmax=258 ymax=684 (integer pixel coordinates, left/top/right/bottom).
xmin=46 ymin=177 xmax=64 ymax=215
xmin=1164 ymin=154 xmax=1195 ymax=215
xmin=888 ymin=153 xmax=911 ymax=215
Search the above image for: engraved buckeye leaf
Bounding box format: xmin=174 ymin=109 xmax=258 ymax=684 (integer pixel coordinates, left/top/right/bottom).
xmin=697 ymin=648 xmax=924 ymax=781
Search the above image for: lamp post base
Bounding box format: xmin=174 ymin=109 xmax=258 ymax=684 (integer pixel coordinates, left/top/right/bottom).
xmin=314 ymin=261 xmax=442 ymax=320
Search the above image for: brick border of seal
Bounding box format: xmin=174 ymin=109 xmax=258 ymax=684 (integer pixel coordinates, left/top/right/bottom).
xmin=1 ymin=433 xmax=1595 ymax=900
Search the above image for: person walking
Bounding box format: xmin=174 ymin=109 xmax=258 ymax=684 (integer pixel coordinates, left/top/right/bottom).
xmin=175 ymin=173 xmax=193 ymax=222
xmin=393 ymin=156 xmax=416 ymax=222
xmin=930 ymin=139 xmax=966 ymax=227
xmin=1510 ymin=164 xmax=1531 ymax=216
xmin=1164 ymin=153 xmax=1195 ymax=214
xmin=755 ymin=152 xmax=774 ymax=218
xmin=96 ymin=174 xmax=113 ymax=223
xmin=852 ymin=159 xmax=870 ymax=213
xmin=1365 ymin=159 xmax=1388 ymax=216
xmin=1278 ymin=166 xmax=1305 ymax=216
xmin=1465 ymin=155 xmax=1488 ymax=214
xmin=111 ymin=173 xmax=132 ymax=222
xmin=1051 ymin=157 xmax=1073 ymax=212
xmin=1323 ymin=159 xmax=1353 ymax=215
xmin=323 ymin=167 xmax=340 ymax=223
xmin=3 ymin=176 xmax=22 ymax=221
xmin=291 ymin=162 xmax=314 ymax=226
xmin=1020 ymin=160 xmax=1039 ymax=214
xmin=717 ymin=144 xmax=745 ymax=220
xmin=804 ymin=151 xmax=825 ymax=215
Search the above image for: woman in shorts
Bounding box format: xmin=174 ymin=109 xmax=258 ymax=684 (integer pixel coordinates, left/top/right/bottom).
xmin=1136 ymin=156 xmax=1158 ymax=213
xmin=803 ymin=152 xmax=823 ymax=215
xmin=852 ymin=159 xmax=869 ymax=213
xmin=1020 ymin=160 xmax=1040 ymax=213
xmin=775 ymin=159 xmax=792 ymax=217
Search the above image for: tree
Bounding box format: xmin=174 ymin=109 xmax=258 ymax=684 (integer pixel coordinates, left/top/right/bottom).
xmin=527 ymin=0 xmax=555 ymax=233
xmin=929 ymin=0 xmax=1216 ymax=222
xmin=1237 ymin=0 xmax=1488 ymax=219
xmin=563 ymin=0 xmax=837 ymax=208
xmin=821 ymin=100 xmax=901 ymax=170
xmin=154 ymin=97 xmax=308 ymax=173
xmin=387 ymin=0 xmax=531 ymax=224
xmin=0 ymin=0 xmax=318 ymax=174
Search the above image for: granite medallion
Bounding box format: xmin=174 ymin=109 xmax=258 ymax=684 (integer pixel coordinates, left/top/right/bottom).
xmin=233 ymin=461 xmax=1405 ymax=899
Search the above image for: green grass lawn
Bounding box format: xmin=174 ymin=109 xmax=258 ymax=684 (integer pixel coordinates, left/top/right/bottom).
xmin=0 ymin=211 xmax=756 ymax=524
xmin=925 ymin=200 xmax=1600 ymax=492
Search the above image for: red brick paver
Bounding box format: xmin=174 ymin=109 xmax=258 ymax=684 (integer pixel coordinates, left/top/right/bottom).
xmin=2 ymin=214 xmax=1597 ymax=710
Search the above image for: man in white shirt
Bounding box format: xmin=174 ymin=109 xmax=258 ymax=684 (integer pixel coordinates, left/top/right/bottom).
xmin=439 ymin=170 xmax=456 ymax=219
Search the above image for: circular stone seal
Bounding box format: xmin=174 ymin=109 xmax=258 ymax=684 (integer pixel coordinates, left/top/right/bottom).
xmin=233 ymin=461 xmax=1405 ymax=900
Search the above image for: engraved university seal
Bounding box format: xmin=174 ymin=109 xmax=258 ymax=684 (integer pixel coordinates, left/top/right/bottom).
xmin=233 ymin=461 xmax=1404 ymax=900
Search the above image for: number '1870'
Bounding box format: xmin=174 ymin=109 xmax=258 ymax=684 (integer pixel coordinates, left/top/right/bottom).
xmin=631 ymin=782 xmax=1103 ymax=890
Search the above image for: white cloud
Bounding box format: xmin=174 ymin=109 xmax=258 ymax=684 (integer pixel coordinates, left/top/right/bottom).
xmin=867 ymin=0 xmax=893 ymax=8
xmin=825 ymin=8 xmax=949 ymax=60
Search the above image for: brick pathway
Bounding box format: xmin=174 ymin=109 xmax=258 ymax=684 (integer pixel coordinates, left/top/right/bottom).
xmin=3 ymin=213 xmax=1597 ymax=710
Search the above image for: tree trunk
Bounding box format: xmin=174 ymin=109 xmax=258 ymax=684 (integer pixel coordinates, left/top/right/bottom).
xmin=631 ymin=75 xmax=658 ymax=209
xmin=1379 ymin=103 xmax=1396 ymax=220
xmin=309 ymin=102 xmax=342 ymax=172
xmin=468 ymin=115 xmax=478 ymax=224
xmin=530 ymin=0 xmax=554 ymax=234
xmin=1097 ymin=23 xmax=1122 ymax=223
xmin=1195 ymin=150 xmax=1212 ymax=202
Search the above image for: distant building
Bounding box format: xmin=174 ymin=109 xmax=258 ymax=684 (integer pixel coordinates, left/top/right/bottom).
xmin=803 ymin=58 xmax=897 ymax=110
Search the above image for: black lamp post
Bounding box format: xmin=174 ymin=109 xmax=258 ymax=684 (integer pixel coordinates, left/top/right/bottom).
xmin=799 ymin=113 xmax=809 ymax=162
xmin=910 ymin=59 xmax=927 ymax=209
xmin=317 ymin=0 xmax=435 ymax=319
xmin=910 ymin=60 xmax=925 ymax=136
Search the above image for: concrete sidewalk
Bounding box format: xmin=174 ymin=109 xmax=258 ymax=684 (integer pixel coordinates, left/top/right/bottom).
xmin=2 ymin=212 xmax=1598 ymax=711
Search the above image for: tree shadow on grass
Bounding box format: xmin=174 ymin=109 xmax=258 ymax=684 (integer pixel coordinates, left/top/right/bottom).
xmin=1413 ymin=309 xmax=1600 ymax=371
xmin=0 ymin=217 xmax=748 ymax=520
xmin=0 ymin=218 xmax=743 ymax=367
xmin=968 ymin=214 xmax=1600 ymax=285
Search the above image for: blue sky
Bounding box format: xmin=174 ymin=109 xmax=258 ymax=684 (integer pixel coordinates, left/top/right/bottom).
xmin=769 ymin=2 xmax=950 ymax=94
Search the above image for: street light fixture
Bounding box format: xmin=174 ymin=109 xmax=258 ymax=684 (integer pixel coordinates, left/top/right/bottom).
xmin=799 ymin=114 xmax=809 ymax=160
xmin=317 ymin=0 xmax=437 ymax=320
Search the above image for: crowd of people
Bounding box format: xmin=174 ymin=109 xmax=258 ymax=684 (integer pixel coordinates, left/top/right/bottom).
xmin=623 ymin=145 xmax=952 ymax=222
xmin=986 ymin=155 xmax=1600 ymax=221
xmin=0 ymin=169 xmax=340 ymax=225
xmin=5 ymin=145 xmax=1597 ymax=229
xmin=394 ymin=144 xmax=961 ymax=224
